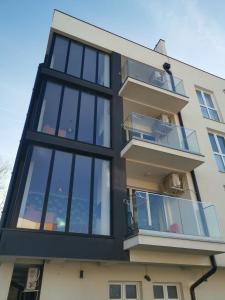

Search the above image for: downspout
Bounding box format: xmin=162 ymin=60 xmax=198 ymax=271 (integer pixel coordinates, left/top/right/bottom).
xmin=190 ymin=256 xmax=217 ymax=300
xmin=176 ymin=112 xmax=218 ymax=300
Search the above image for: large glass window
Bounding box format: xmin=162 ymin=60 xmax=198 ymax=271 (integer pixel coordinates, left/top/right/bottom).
xmin=209 ymin=133 xmax=225 ymax=172
xmin=58 ymin=87 xmax=79 ymax=140
xmin=50 ymin=35 xmax=110 ymax=87
xmin=67 ymin=41 xmax=83 ymax=77
xmin=38 ymin=81 xmax=111 ymax=147
xmin=38 ymin=82 xmax=62 ymax=135
xmin=196 ymin=90 xmax=220 ymax=122
xmin=17 ymin=147 xmax=52 ymax=229
xmin=83 ymin=47 xmax=97 ymax=82
xmin=98 ymin=52 xmax=110 ymax=87
xmin=69 ymin=155 xmax=92 ymax=233
xmin=44 ymin=151 xmax=73 ymax=232
xmin=92 ymin=159 xmax=110 ymax=235
xmin=77 ymin=92 xmax=95 ymax=144
xmin=17 ymin=147 xmax=111 ymax=235
xmin=96 ymin=97 xmax=110 ymax=147
xmin=50 ymin=36 xmax=69 ymax=72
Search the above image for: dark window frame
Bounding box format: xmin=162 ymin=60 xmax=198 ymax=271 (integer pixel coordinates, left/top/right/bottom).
xmin=49 ymin=33 xmax=111 ymax=88
xmin=14 ymin=144 xmax=112 ymax=237
xmin=35 ymin=80 xmax=112 ymax=148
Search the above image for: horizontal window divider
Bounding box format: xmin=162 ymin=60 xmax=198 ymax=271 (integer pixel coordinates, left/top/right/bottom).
xmin=26 ymin=131 xmax=115 ymax=158
xmin=40 ymin=65 xmax=113 ymax=97
xmin=0 ymin=228 xmax=115 ymax=240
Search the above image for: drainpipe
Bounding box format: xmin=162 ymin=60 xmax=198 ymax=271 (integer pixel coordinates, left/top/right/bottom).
xmin=190 ymin=256 xmax=217 ymax=300
xmin=163 ymin=63 xmax=176 ymax=92
xmin=177 ymin=112 xmax=218 ymax=300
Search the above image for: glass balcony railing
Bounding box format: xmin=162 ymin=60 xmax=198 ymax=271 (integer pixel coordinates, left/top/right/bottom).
xmin=126 ymin=191 xmax=221 ymax=240
xmin=124 ymin=113 xmax=201 ymax=155
xmin=121 ymin=58 xmax=186 ymax=96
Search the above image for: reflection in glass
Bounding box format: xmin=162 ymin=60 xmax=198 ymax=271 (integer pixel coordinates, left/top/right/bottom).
xmin=92 ymin=159 xmax=110 ymax=235
xmin=38 ymin=82 xmax=62 ymax=135
xmin=58 ymin=87 xmax=79 ymax=140
xmin=50 ymin=36 xmax=68 ymax=72
xmin=17 ymin=147 xmax=52 ymax=229
xmin=69 ymin=155 xmax=92 ymax=233
xmin=96 ymin=97 xmax=110 ymax=147
xmin=78 ymin=92 xmax=95 ymax=143
xmin=98 ymin=53 xmax=110 ymax=87
xmin=44 ymin=151 xmax=72 ymax=232
xmin=83 ymin=47 xmax=97 ymax=82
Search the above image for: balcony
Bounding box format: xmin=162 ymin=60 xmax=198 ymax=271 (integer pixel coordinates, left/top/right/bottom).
xmin=119 ymin=58 xmax=188 ymax=114
xmin=124 ymin=191 xmax=225 ymax=255
xmin=121 ymin=113 xmax=204 ymax=172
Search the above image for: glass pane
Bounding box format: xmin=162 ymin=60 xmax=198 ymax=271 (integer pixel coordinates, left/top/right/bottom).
xmin=217 ymin=136 xmax=225 ymax=154
xmin=58 ymin=87 xmax=79 ymax=140
xmin=67 ymin=41 xmax=83 ymax=77
xmin=204 ymin=93 xmax=214 ymax=108
xmin=126 ymin=285 xmax=137 ymax=299
xmin=98 ymin=52 xmax=110 ymax=87
xmin=83 ymin=47 xmax=97 ymax=82
xmin=50 ymin=36 xmax=68 ymax=72
xmin=215 ymin=154 xmax=225 ymax=172
xmin=44 ymin=151 xmax=72 ymax=231
xmin=38 ymin=82 xmax=62 ymax=135
xmin=92 ymin=159 xmax=110 ymax=235
xmin=69 ymin=155 xmax=92 ymax=233
xmin=96 ymin=97 xmax=110 ymax=147
xmin=196 ymin=90 xmax=204 ymax=105
xmin=77 ymin=92 xmax=95 ymax=144
xmin=208 ymin=133 xmax=219 ymax=152
xmin=209 ymin=109 xmax=220 ymax=121
xmin=153 ymin=285 xmax=164 ymax=299
xmin=200 ymin=106 xmax=210 ymax=119
xmin=17 ymin=147 xmax=52 ymax=229
xmin=109 ymin=285 xmax=121 ymax=299
xmin=167 ymin=286 xmax=178 ymax=299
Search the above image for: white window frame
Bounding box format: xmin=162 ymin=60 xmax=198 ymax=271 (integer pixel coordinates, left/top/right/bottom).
xmin=196 ymin=89 xmax=220 ymax=122
xmin=153 ymin=283 xmax=182 ymax=300
xmin=109 ymin=282 xmax=140 ymax=300
xmin=209 ymin=132 xmax=225 ymax=172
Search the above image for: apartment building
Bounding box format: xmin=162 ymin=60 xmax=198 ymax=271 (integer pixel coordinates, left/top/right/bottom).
xmin=1 ymin=9 xmax=225 ymax=300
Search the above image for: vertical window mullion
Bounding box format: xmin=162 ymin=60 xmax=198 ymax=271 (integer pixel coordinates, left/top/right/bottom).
xmin=40 ymin=150 xmax=56 ymax=230
xmin=88 ymin=158 xmax=95 ymax=234
xmin=64 ymin=40 xmax=71 ymax=73
xmin=74 ymin=90 xmax=82 ymax=140
xmin=55 ymin=86 xmax=65 ymax=136
xmin=65 ymin=155 xmax=76 ymax=232
xmin=93 ymin=95 xmax=98 ymax=145
xmin=80 ymin=46 xmax=85 ymax=79
xmin=95 ymin=51 xmax=99 ymax=84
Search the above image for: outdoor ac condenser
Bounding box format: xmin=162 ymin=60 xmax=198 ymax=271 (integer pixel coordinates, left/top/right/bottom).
xmin=163 ymin=173 xmax=184 ymax=195
xmin=25 ymin=267 xmax=40 ymax=291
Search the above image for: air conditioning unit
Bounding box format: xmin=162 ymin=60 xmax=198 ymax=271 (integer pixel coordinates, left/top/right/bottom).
xmin=25 ymin=268 xmax=40 ymax=291
xmin=163 ymin=173 xmax=184 ymax=195
xmin=159 ymin=114 xmax=170 ymax=124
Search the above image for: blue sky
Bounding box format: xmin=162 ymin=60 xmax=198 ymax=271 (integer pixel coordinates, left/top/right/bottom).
xmin=0 ymin=0 xmax=225 ymax=165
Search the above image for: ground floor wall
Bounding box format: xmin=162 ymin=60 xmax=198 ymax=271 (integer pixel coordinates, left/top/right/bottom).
xmin=2 ymin=260 xmax=225 ymax=300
